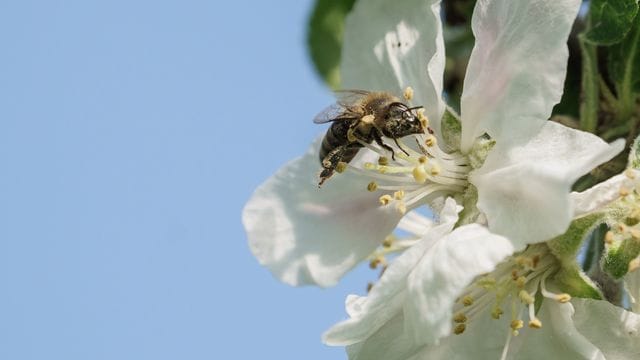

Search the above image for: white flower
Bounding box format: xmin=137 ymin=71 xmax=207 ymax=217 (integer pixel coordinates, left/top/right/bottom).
xmin=342 ymin=297 xmax=640 ymax=360
xmin=242 ymin=0 xmax=624 ymax=288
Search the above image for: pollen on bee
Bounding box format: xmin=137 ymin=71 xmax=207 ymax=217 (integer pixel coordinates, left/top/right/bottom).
xmin=361 ymin=114 xmax=375 ymax=124
xmin=379 ymin=194 xmax=393 ymax=205
xmin=336 ymin=162 xmax=347 ymax=173
xmin=347 ymin=128 xmax=357 ymax=142
xmin=403 ymin=86 xmax=414 ymax=101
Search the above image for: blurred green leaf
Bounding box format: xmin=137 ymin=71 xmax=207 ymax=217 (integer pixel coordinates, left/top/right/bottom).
xmin=608 ymin=15 xmax=640 ymax=120
xmin=307 ymin=0 xmax=357 ymax=89
xmin=585 ymin=0 xmax=639 ymax=45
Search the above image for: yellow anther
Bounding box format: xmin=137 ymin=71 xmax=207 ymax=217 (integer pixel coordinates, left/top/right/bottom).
xmin=403 ymin=86 xmax=414 ymax=101
xmin=512 ymin=330 xmax=520 ymax=336
xmin=379 ymin=195 xmax=393 ymax=205
xmin=378 ymin=166 xmax=388 ymax=174
xmin=394 ymin=190 xmax=405 ymax=200
xmin=382 ymin=236 xmax=394 ymax=248
xmin=429 ymin=163 xmax=441 ymax=176
xmin=364 ymin=162 xmax=375 ymax=170
xmin=556 ymin=293 xmax=571 ymax=303
xmin=453 ymin=313 xmax=467 ymax=323
xmin=510 ymin=320 xmax=524 ymax=331
xmin=491 ymin=306 xmax=504 ymax=319
xmin=361 ymin=114 xmax=374 ymax=124
xmin=453 ymin=324 xmax=466 ymax=335
xmin=515 ymin=276 xmax=527 ymax=289
xmin=519 ymin=290 xmax=535 ymax=305
xmin=369 ymin=256 xmax=385 ymax=269
xmin=367 ymin=182 xmax=378 ymax=192
xmin=425 ymin=135 xmax=437 ymax=147
xmin=418 ymin=155 xmax=428 ymax=164
xmin=378 ymin=156 xmax=389 ymax=166
xmin=462 ymin=295 xmax=474 ymax=307
xmin=395 ymin=202 xmax=407 ymax=215
xmin=417 ymin=109 xmax=428 ymax=128
xmin=528 ymin=318 xmax=542 ymax=329
xmin=413 ymin=165 xmax=428 ymax=183
xmin=336 ymin=162 xmax=347 ymax=173
xmin=605 ymin=231 xmax=615 ymax=244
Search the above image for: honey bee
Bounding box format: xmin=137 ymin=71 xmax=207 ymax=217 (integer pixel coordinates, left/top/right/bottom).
xmin=314 ymin=90 xmax=425 ymax=186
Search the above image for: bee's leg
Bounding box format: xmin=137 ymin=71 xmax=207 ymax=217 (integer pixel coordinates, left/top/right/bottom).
xmin=393 ymin=137 xmax=410 ymax=156
xmin=319 ymin=146 xmax=346 ymax=187
xmin=372 ymin=131 xmax=397 ymax=160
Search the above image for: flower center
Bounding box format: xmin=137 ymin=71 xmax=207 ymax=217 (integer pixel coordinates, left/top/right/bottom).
xmin=341 ymin=130 xmax=470 ymax=214
xmin=451 ymin=243 xmax=570 ymax=337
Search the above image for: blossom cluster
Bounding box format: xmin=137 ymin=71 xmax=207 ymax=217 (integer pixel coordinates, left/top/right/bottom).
xmin=243 ymin=0 xmax=640 ymax=358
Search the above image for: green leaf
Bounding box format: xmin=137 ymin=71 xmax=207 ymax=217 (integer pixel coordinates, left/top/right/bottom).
xmin=585 ymin=0 xmax=639 ymax=45
xmin=578 ymin=34 xmax=599 ymax=133
xmin=608 ymin=15 xmax=640 ymax=121
xmin=307 ymin=0 xmax=357 ymax=89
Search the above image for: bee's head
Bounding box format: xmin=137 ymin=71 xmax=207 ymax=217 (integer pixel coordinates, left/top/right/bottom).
xmin=383 ymin=102 xmax=424 ymax=137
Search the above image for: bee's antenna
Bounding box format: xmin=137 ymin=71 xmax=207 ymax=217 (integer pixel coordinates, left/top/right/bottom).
xmin=406 ymin=106 xmax=423 ymax=112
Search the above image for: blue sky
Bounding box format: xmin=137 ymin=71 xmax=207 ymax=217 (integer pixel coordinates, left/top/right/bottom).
xmin=0 ymin=1 xmax=375 ymax=359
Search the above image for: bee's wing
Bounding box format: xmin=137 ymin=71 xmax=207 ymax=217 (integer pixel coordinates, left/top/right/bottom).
xmin=313 ymin=103 xmax=350 ymax=124
xmin=313 ymin=90 xmax=369 ymax=124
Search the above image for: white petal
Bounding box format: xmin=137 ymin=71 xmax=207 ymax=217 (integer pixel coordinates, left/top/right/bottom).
xmin=460 ymin=0 xmax=581 ymax=152
xmin=572 ymin=171 xmax=639 ymax=216
xmin=625 ymin=270 xmax=640 ymax=313
xmin=341 ymin=0 xmax=445 ymax=135
xmin=571 ymin=298 xmax=640 ymax=360
xmin=405 ymin=224 xmax=514 ymax=345
xmin=471 ymin=122 xmax=624 ymax=248
xmin=323 ymin=198 xmax=459 ymax=345
xmin=242 ymin=140 xmax=402 ymax=287
xmin=509 ymin=301 xmax=605 ymax=360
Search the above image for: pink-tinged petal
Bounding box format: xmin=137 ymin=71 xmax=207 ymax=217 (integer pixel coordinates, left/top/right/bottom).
xmin=323 ymin=198 xmax=459 ymax=345
xmin=243 ymin=140 xmax=402 ymax=287
xmin=341 ymin=0 xmax=445 ymax=135
xmin=460 ymin=0 xmax=581 ymax=152
xmin=471 ymin=122 xmax=624 ymax=248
